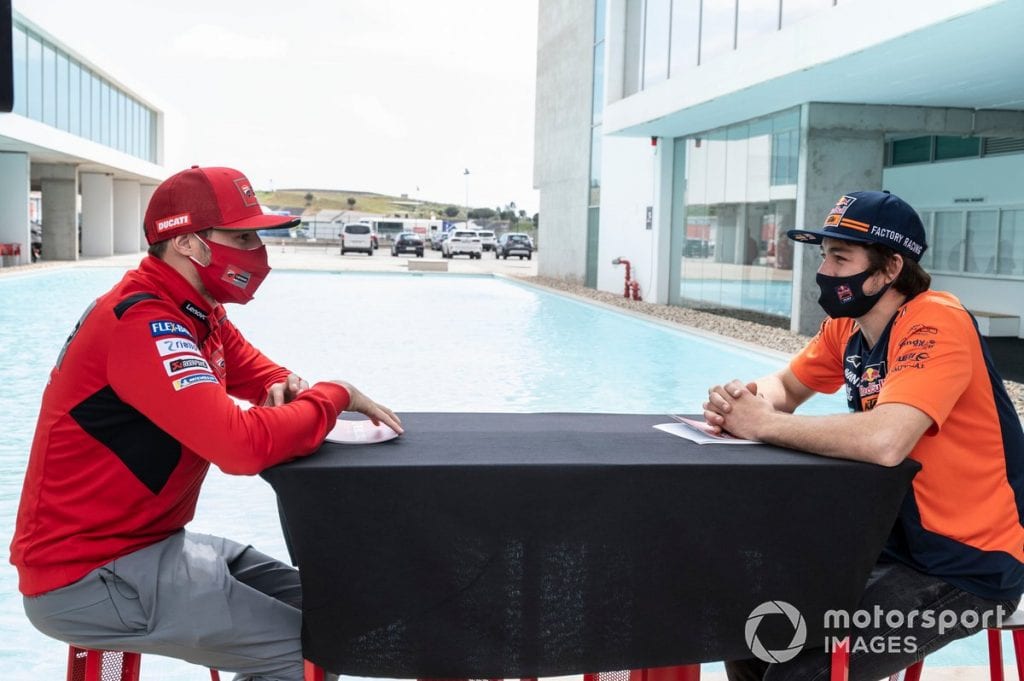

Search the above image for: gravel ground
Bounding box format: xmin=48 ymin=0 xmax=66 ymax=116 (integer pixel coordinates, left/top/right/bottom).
xmin=522 ymin=275 xmax=1024 ymax=419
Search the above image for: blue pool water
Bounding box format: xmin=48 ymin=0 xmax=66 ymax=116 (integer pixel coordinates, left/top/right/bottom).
xmin=0 ymin=266 xmax=996 ymax=678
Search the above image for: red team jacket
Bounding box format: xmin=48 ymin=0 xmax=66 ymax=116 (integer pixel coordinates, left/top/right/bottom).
xmin=11 ymin=255 xmax=351 ymax=596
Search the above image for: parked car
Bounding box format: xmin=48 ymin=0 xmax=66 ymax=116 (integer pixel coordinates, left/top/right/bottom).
xmin=391 ymin=232 xmax=424 ymax=257
xmin=429 ymin=231 xmax=448 ymax=250
xmin=476 ymin=230 xmax=496 ymax=252
xmin=495 ymin=233 xmax=534 ymax=260
xmin=341 ymin=223 xmax=374 ymax=256
xmin=442 ymin=230 xmax=482 ymax=259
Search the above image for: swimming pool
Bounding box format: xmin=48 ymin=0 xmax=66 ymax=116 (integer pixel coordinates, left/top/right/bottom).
xmin=0 ymin=266 xmax=993 ymax=678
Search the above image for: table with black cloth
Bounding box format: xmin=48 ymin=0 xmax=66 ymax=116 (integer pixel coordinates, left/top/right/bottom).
xmin=260 ymin=412 xmax=918 ymax=678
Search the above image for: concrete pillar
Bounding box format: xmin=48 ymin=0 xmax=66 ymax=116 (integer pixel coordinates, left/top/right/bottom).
xmin=113 ymin=179 xmax=142 ymax=254
xmin=36 ymin=164 xmax=80 ymax=261
xmin=139 ymin=184 xmax=157 ymax=251
xmin=790 ymin=104 xmax=886 ymax=336
xmin=0 ymin=152 xmax=31 ymax=266
xmin=80 ymin=172 xmax=114 ymax=258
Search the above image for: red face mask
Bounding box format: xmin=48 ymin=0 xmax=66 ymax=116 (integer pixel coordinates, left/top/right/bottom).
xmin=189 ymin=235 xmax=271 ymax=305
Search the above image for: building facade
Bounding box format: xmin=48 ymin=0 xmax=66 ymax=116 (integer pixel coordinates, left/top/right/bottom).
xmin=0 ymin=9 xmax=165 ymax=265
xmin=534 ymin=0 xmax=1024 ymax=336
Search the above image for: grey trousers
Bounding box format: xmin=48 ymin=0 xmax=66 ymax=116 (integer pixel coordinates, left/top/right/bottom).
xmin=24 ymin=531 xmax=304 ymax=681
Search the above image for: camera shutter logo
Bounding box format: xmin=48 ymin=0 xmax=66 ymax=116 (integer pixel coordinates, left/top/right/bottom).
xmin=745 ymin=601 xmax=807 ymax=663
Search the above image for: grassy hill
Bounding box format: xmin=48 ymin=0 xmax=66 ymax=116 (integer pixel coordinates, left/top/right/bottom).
xmin=256 ymin=189 xmax=461 ymax=219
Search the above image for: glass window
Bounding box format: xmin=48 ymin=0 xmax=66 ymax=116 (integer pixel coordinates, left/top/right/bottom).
xmin=595 ymin=0 xmax=607 ymax=41
xmin=91 ymin=74 xmax=101 ymax=141
xmin=119 ymin=91 xmax=128 ymax=151
xmin=643 ymin=0 xmax=671 ymax=87
xmin=935 ymin=136 xmax=980 ymax=161
xmin=101 ymin=80 xmax=111 ymax=146
xmin=669 ymin=0 xmax=700 ymax=73
xmin=700 ymin=0 xmax=737 ymax=64
xmin=781 ymin=0 xmax=832 ymax=27
xmin=589 ymin=125 xmax=602 ymax=206
xmin=932 ymin=211 xmax=963 ymax=271
xmin=56 ymin=51 xmax=69 ymax=131
xmin=736 ymin=0 xmax=779 ymax=49
xmin=12 ymin=26 xmax=27 ymax=116
xmin=624 ymin=0 xmax=643 ymax=96
xmin=965 ymin=210 xmax=998 ymax=274
xmin=592 ymin=41 xmax=605 ymax=125
xmin=771 ymin=129 xmax=798 ymax=185
xmin=132 ymin=100 xmax=141 ymax=157
xmin=998 ymin=210 xmax=1024 ymax=276
xmin=42 ymin=43 xmax=56 ymax=126
xmin=917 ymin=212 xmax=933 ymax=270
xmin=142 ymin=109 xmax=151 ymax=161
xmin=27 ymin=33 xmax=42 ymax=121
xmin=891 ymin=137 xmax=931 ymax=165
xmin=81 ymin=69 xmax=92 ymax=139
xmin=69 ymin=61 xmax=81 ymax=136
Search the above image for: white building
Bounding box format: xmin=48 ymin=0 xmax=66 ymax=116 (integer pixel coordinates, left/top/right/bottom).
xmin=534 ymin=0 xmax=1024 ymax=335
xmin=1 ymin=8 xmax=165 ymax=265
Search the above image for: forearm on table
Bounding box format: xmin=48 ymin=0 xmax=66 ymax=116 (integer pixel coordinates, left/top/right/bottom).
xmin=754 ymin=405 xmax=927 ymax=467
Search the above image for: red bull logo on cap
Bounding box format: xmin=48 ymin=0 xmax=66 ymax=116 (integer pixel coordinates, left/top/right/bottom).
xmin=824 ymin=195 xmax=857 ymax=227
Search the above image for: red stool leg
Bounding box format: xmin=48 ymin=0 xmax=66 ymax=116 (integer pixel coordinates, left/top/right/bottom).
xmin=900 ymin=660 xmax=924 ymax=681
xmin=304 ymin=659 xmax=326 ymax=681
xmin=120 ymin=651 xmax=141 ymax=681
xmin=1011 ymin=629 xmax=1024 ymax=681
xmin=830 ymin=637 xmax=849 ymax=681
xmin=210 ymin=669 xmax=222 ymax=680
xmin=991 ymin=628 xmax=1006 ymax=681
xmin=67 ymin=646 xmax=87 ymax=681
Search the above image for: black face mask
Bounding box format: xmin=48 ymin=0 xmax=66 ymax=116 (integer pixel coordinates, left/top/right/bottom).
xmin=816 ymin=269 xmax=891 ymax=319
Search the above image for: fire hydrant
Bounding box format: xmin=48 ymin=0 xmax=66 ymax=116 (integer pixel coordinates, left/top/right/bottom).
xmin=611 ymin=257 xmax=642 ymax=301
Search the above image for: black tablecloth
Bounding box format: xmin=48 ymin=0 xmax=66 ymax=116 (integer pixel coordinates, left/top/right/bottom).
xmin=261 ymin=413 xmax=918 ymax=678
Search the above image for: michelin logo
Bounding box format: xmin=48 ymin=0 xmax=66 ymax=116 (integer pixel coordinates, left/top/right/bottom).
xmin=172 ymin=373 xmax=219 ymax=391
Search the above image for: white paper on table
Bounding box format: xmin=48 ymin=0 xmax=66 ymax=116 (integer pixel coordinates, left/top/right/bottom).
xmin=654 ymin=415 xmax=761 ymax=445
xmin=324 ymin=419 xmax=400 ymax=444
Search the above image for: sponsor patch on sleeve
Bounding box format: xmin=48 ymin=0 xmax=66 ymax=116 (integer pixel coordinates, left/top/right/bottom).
xmin=163 ymin=356 xmax=213 ymax=377
xmin=149 ymin=320 xmax=194 ymax=339
xmin=172 ymin=373 xmax=220 ymax=391
xmin=154 ymin=337 xmax=201 ymax=356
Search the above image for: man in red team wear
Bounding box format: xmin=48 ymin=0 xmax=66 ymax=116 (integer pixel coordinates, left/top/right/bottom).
xmin=11 ymin=166 xmax=403 ymax=680
xmin=705 ymin=191 xmax=1023 ymax=681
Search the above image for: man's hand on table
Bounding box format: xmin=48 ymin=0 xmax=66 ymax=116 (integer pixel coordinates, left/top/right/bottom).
xmin=331 ymin=380 xmax=404 ymax=435
xmin=703 ymin=379 xmax=773 ymax=439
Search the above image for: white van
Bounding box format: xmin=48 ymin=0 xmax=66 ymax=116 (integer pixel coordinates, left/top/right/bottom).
xmin=341 ymin=223 xmax=374 ymax=256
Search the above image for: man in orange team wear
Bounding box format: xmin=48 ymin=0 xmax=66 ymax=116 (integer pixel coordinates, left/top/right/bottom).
xmin=11 ymin=166 xmax=403 ymax=681
xmin=705 ymin=191 xmax=1024 ymax=681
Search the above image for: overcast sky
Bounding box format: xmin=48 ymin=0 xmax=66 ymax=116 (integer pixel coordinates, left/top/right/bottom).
xmin=16 ymin=0 xmax=541 ymax=213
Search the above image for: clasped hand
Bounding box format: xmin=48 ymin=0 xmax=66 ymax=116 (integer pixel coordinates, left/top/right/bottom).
xmin=702 ymin=379 xmax=771 ymax=439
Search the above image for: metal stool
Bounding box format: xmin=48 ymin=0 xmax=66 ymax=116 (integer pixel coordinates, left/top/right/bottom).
xmin=66 ymin=646 xmax=221 ymax=681
xmin=873 ymin=608 xmax=1024 ymax=681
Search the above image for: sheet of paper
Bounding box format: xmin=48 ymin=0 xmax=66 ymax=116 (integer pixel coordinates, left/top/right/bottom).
xmin=325 ymin=419 xmax=400 ymax=445
xmin=654 ymin=415 xmax=760 ymax=445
